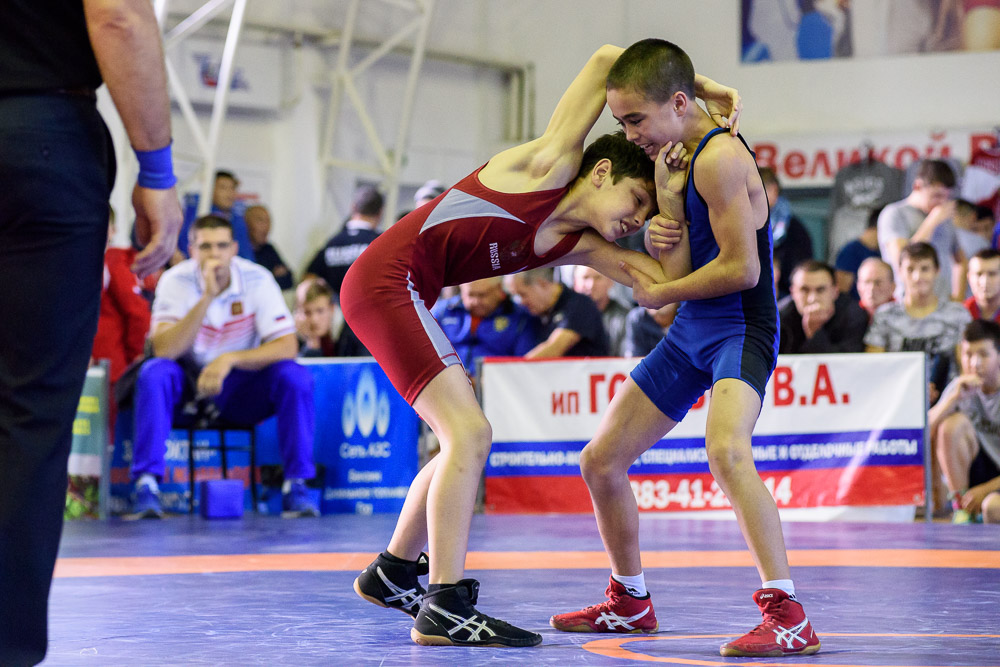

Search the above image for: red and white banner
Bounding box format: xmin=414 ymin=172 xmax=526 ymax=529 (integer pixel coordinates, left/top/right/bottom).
xmin=482 ymin=353 xmax=926 ymax=515
xmin=752 ymin=128 xmax=997 ymax=187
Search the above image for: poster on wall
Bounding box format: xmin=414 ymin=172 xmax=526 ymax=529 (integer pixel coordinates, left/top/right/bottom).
xmin=742 ymin=0 xmax=999 ymax=63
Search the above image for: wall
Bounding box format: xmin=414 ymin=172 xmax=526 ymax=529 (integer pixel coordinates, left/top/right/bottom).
xmin=102 ymin=0 xmax=1000 ymax=275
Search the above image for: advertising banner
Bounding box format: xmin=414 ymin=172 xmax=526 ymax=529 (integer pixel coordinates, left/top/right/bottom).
xmin=482 ymin=353 xmax=926 ymax=515
xmin=109 ymin=359 xmax=419 ymax=515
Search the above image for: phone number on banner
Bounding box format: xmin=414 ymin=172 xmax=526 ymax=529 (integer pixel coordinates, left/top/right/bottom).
xmin=630 ymin=474 xmax=792 ymax=510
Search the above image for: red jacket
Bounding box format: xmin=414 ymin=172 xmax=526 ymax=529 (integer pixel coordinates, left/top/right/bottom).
xmin=91 ymin=248 xmax=151 ymax=383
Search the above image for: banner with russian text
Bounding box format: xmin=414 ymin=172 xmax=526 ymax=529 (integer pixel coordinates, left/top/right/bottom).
xmin=482 ymin=353 xmax=926 ymax=514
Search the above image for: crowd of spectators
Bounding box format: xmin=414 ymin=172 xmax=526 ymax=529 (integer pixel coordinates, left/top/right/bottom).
xmin=89 ymin=155 xmax=1000 ymax=523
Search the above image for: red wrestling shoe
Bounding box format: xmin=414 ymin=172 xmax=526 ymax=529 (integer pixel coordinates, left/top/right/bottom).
xmin=720 ymin=588 xmax=821 ymax=657
xmin=549 ymin=576 xmax=657 ymax=633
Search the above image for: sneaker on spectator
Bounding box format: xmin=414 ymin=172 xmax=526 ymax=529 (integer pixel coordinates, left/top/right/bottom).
xmin=128 ymin=484 xmax=163 ymax=520
xmin=719 ymin=588 xmax=821 ymax=657
xmin=550 ymin=576 xmax=657 ymax=633
xmin=281 ymin=480 xmax=320 ymax=518
xmin=411 ymin=579 xmax=542 ymax=647
xmin=354 ymin=551 xmax=429 ymax=618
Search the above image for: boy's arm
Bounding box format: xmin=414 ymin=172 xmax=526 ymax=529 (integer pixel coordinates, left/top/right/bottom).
xmin=620 ymin=141 xmax=760 ymax=308
xmin=555 ymin=229 xmax=691 ymax=289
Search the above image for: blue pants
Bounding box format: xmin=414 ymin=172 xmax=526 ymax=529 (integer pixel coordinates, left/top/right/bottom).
xmin=0 ymin=93 xmax=112 ymax=665
xmin=131 ymin=358 xmax=316 ymax=482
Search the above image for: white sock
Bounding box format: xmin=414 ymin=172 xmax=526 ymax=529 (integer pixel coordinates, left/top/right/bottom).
xmin=138 ymin=474 xmax=158 ymax=493
xmin=611 ymin=572 xmax=647 ymax=598
xmin=762 ymin=579 xmax=795 ymax=598
xmin=282 ymin=478 xmax=303 ymax=493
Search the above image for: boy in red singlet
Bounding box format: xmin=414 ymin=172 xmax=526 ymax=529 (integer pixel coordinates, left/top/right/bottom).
xmin=345 ymin=44 xmax=739 ymax=647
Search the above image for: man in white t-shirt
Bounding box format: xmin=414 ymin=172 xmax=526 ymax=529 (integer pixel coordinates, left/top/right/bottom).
xmin=130 ymin=215 xmax=318 ymax=518
xmin=928 ymin=319 xmax=1000 ymax=524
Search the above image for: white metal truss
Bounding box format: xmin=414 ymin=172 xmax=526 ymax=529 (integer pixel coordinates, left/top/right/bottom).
xmin=155 ymin=0 xmax=249 ymax=216
xmin=319 ymin=0 xmax=436 ymax=226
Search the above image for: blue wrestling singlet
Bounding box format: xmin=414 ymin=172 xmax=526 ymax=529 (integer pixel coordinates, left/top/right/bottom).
xmin=631 ymin=127 xmax=779 ymax=422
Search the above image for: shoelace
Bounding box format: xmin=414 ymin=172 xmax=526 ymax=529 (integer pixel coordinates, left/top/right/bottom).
xmin=580 ymin=587 xmax=627 ymax=614
xmin=744 ymin=599 xmax=785 ymax=637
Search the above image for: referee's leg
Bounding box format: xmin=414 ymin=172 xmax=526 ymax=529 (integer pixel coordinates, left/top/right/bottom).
xmin=0 ymin=95 xmax=109 ymax=665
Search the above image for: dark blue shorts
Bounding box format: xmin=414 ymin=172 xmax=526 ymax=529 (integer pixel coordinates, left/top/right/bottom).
xmin=630 ymin=324 xmax=777 ymax=423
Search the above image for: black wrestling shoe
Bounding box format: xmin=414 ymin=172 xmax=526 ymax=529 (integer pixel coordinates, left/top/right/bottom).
xmin=353 ymin=551 xmax=429 ymax=618
xmin=411 ymin=579 xmax=542 ymax=647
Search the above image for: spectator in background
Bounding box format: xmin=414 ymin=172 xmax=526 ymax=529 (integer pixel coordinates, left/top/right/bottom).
xmin=431 ymin=277 xmax=539 ymax=383
xmin=294 ymin=277 xmax=369 ymax=358
xmin=878 ymin=159 xmax=966 ymax=302
xmin=92 ymin=211 xmax=151 ymax=386
xmin=505 ymin=267 xmax=608 ymax=358
xmin=296 ymin=279 xmax=338 ymax=357
xmin=414 ymin=179 xmax=446 ymax=209
xmin=928 ymin=319 xmax=1000 ymax=524
xmin=856 ymin=257 xmax=896 ymax=319
xmin=622 ymin=305 xmax=675 ymax=357
xmin=865 ymin=242 xmax=971 ymax=402
xmin=176 ymin=170 xmax=255 ymax=263
xmin=954 ymin=199 xmax=992 ymax=257
xmin=573 ymin=265 xmax=630 ymax=355
xmin=834 ymin=206 xmax=882 ymax=299
xmin=305 ymin=184 xmax=382 ymax=295
xmin=965 ymin=249 xmax=1000 ymax=323
xmin=779 ymin=260 xmax=868 ymax=354
xmin=760 ymin=167 xmax=813 ymax=299
xmin=246 ymin=204 xmax=293 ymax=291
xmin=130 ymin=215 xmax=318 ymax=520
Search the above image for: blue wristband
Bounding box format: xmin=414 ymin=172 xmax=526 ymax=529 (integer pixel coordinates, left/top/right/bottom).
xmin=134 ymin=143 xmax=177 ymax=189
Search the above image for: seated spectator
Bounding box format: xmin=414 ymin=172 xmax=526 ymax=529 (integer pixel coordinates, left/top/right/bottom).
xmin=296 ymin=279 xmax=338 ymax=357
xmin=246 ymin=204 xmax=293 ymax=291
xmin=761 ymin=167 xmax=814 ymax=299
xmin=129 ymin=215 xmax=318 ymax=519
xmin=304 ymin=184 xmax=382 ymax=295
xmin=573 ymin=265 xmax=630 ymax=356
xmin=622 ymin=305 xmax=675 ymax=357
xmin=505 ymin=267 xmax=608 ymax=358
xmin=928 ymin=319 xmax=1000 ymax=524
xmin=294 ymin=277 xmax=369 ymax=358
xmin=965 ymin=249 xmax=1000 ymax=323
xmin=92 ymin=212 xmax=151 ymax=386
xmin=175 ymin=170 xmax=255 ymax=263
xmin=954 ymin=199 xmax=992 ymax=261
xmin=431 ymin=277 xmax=539 ymax=380
xmin=779 ymin=260 xmax=868 ymax=354
xmin=414 ymin=179 xmax=446 ymax=209
xmin=856 ymin=257 xmax=896 ymax=320
xmin=878 ymin=159 xmax=965 ymax=302
xmin=865 ymin=242 xmax=972 ymax=401
xmin=834 ymin=206 xmax=882 ymax=300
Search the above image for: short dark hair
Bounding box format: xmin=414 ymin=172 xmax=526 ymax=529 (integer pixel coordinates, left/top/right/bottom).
xmin=900 ymin=241 xmax=939 ymax=269
xmin=963 ymin=318 xmax=1000 ymax=352
xmin=215 ymin=170 xmax=238 ymax=185
xmin=790 ymin=259 xmax=835 ymax=284
xmin=972 ymin=248 xmax=1000 ymax=263
xmin=192 ymin=214 xmax=233 ymax=236
xmin=518 ymin=267 xmax=554 ymax=285
xmin=914 ymin=159 xmax=956 ymax=189
xmin=758 ymin=167 xmax=780 ymax=190
xmin=352 ymin=185 xmax=384 ymax=217
xmin=867 ymin=205 xmax=884 ymax=229
xmin=606 ymin=38 xmax=695 ymax=103
xmin=577 ymin=131 xmax=655 ymax=191
xmin=977 ymin=205 xmax=996 ymax=224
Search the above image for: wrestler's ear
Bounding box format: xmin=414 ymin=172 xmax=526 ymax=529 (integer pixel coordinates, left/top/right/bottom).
xmin=671 ymin=91 xmax=689 ymax=116
xmin=591 ymin=158 xmax=612 ymax=187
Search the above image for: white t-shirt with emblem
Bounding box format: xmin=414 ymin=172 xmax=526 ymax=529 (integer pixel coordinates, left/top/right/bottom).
xmin=152 ymin=256 xmax=296 ymax=368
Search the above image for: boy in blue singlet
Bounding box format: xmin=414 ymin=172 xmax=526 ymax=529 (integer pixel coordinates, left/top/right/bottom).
xmin=549 ymin=39 xmax=821 ymax=658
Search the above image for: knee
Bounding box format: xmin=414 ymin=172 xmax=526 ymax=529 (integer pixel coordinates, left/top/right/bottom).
xmin=579 ymin=441 xmax=620 ymax=485
xmin=441 ymin=414 xmax=492 ymax=466
xmin=137 ymin=357 xmax=179 ymax=388
xmin=982 ymin=493 xmax=1000 ymax=524
xmin=938 ymin=412 xmax=972 ymax=446
xmin=271 ymin=360 xmax=313 ymax=393
xmin=706 ymin=439 xmax=752 ymax=480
